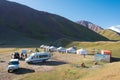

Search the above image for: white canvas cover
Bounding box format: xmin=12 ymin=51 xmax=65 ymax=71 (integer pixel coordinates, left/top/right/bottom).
xmin=49 ymin=46 xmax=56 ymax=51
xmin=66 ymin=47 xmax=76 ymax=53
xmin=101 ymin=50 xmax=104 ymax=54
xmin=44 ymin=46 xmax=50 ymax=52
xmin=57 ymin=47 xmax=66 ymax=52
xmin=21 ymin=50 xmax=27 ymax=54
xmin=57 ymin=47 xmax=63 ymax=50
xmin=77 ymin=48 xmax=88 ymax=55
xmin=40 ymin=45 xmax=44 ymax=48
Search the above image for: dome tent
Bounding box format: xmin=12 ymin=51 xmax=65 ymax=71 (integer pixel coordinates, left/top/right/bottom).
xmin=66 ymin=47 xmax=76 ymax=54
xmin=57 ymin=47 xmax=66 ymax=53
xmin=49 ymin=46 xmax=57 ymax=52
xmin=40 ymin=45 xmax=44 ymax=49
xmin=77 ymin=48 xmax=88 ymax=55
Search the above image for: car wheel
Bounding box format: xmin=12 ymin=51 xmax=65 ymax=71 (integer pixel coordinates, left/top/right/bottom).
xmin=42 ymin=60 xmax=46 ymax=63
xmin=8 ymin=69 xmax=13 ymax=73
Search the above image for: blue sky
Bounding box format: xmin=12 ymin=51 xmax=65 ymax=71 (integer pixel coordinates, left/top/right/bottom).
xmin=8 ymin=0 xmax=120 ymax=29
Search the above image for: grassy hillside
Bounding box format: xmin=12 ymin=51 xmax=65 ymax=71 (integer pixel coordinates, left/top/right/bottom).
xmin=0 ymin=25 xmax=44 ymax=47
xmin=13 ymin=62 xmax=120 ymax=80
xmin=0 ymin=41 xmax=120 ymax=80
xmin=66 ymin=41 xmax=120 ymax=58
xmin=82 ymin=62 xmax=120 ymax=80
xmin=0 ymin=0 xmax=108 ymax=45
xmin=97 ymin=29 xmax=120 ymax=41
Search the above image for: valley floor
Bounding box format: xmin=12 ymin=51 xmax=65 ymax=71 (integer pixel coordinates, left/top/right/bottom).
xmin=0 ymin=41 xmax=120 ymax=80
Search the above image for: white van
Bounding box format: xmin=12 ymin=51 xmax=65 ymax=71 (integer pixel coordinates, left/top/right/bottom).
xmin=25 ymin=52 xmax=51 ymax=63
xmin=8 ymin=59 xmax=19 ymax=73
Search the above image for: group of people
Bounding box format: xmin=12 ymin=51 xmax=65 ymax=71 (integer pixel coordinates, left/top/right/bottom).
xmin=11 ymin=51 xmax=27 ymax=59
xmin=11 ymin=49 xmax=40 ymax=59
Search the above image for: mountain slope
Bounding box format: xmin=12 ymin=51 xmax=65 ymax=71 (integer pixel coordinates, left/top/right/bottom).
xmin=76 ymin=20 xmax=120 ymax=41
xmin=97 ymin=29 xmax=120 ymax=40
xmin=76 ymin=20 xmax=103 ymax=32
xmin=0 ymin=0 xmax=108 ymax=45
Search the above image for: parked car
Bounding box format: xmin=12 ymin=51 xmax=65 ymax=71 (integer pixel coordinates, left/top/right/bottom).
xmin=8 ymin=59 xmax=19 ymax=73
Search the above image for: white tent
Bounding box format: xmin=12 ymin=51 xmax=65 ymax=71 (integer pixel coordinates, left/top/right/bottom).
xmin=40 ymin=45 xmax=44 ymax=49
xmin=21 ymin=50 xmax=27 ymax=54
xmin=77 ymin=48 xmax=88 ymax=55
xmin=66 ymin=47 xmax=76 ymax=54
xmin=43 ymin=46 xmax=50 ymax=52
xmin=57 ymin=47 xmax=66 ymax=52
xmin=49 ymin=46 xmax=57 ymax=52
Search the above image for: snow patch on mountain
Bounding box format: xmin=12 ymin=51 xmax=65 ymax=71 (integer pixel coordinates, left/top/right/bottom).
xmin=109 ymin=25 xmax=120 ymax=33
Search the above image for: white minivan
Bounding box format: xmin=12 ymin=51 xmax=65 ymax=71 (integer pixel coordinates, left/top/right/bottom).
xmin=25 ymin=52 xmax=51 ymax=63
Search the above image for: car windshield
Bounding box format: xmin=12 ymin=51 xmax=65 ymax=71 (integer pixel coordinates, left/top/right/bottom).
xmin=9 ymin=61 xmax=19 ymax=65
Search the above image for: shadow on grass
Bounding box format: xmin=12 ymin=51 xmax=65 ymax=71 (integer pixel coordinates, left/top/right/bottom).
xmin=28 ymin=60 xmax=67 ymax=66
xmin=88 ymin=54 xmax=95 ymax=56
xmin=0 ymin=60 xmax=6 ymax=63
xmin=0 ymin=38 xmax=73 ymax=48
xmin=13 ymin=68 xmax=35 ymax=74
xmin=111 ymin=57 xmax=120 ymax=62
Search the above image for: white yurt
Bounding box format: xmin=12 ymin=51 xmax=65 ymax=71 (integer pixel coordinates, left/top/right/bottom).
xmin=57 ymin=47 xmax=66 ymax=53
xmin=44 ymin=46 xmax=50 ymax=52
xmin=49 ymin=46 xmax=57 ymax=52
xmin=66 ymin=47 xmax=76 ymax=54
xmin=77 ymin=48 xmax=88 ymax=55
xmin=40 ymin=45 xmax=44 ymax=49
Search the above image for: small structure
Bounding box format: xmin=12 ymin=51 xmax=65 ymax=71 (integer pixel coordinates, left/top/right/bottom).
xmin=94 ymin=53 xmax=110 ymax=62
xmin=21 ymin=50 xmax=27 ymax=54
xmin=44 ymin=46 xmax=50 ymax=52
xmin=49 ymin=46 xmax=57 ymax=52
xmin=101 ymin=50 xmax=112 ymax=58
xmin=77 ymin=48 xmax=88 ymax=58
xmin=77 ymin=48 xmax=88 ymax=55
xmin=57 ymin=47 xmax=66 ymax=53
xmin=101 ymin=50 xmax=112 ymax=61
xmin=40 ymin=45 xmax=44 ymax=49
xmin=66 ymin=47 xmax=76 ymax=54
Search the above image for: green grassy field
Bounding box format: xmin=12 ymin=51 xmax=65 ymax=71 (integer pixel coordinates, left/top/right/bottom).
xmin=0 ymin=41 xmax=120 ymax=80
xmin=66 ymin=41 xmax=120 ymax=58
xmin=10 ymin=53 xmax=105 ymax=80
